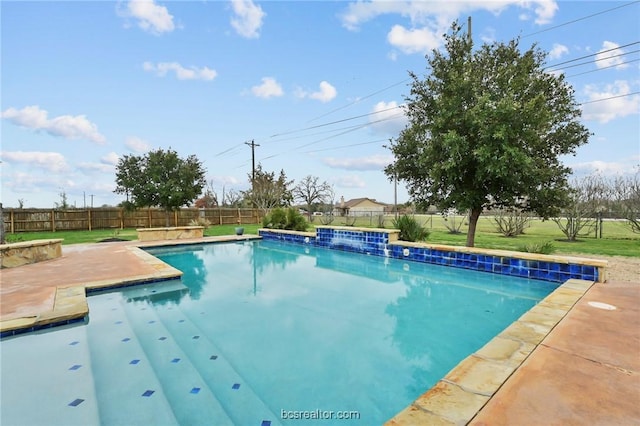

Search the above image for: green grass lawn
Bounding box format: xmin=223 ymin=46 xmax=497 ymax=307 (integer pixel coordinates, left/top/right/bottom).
xmin=3 ymin=218 xmax=638 ymax=257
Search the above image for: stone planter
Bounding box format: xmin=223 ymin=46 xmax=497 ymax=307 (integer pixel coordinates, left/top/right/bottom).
xmin=235 ymin=227 xmax=245 ymax=236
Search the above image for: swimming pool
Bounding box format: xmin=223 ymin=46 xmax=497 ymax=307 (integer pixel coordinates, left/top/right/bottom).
xmin=1 ymin=239 xmax=557 ymax=425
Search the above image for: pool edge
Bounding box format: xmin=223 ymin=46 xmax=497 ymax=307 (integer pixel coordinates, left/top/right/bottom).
xmin=384 ymin=278 xmax=595 ymax=426
xmin=0 ymin=236 xmax=264 ymax=337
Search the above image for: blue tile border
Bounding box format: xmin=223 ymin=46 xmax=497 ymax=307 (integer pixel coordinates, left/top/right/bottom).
xmin=0 ymin=316 xmax=88 ymax=339
xmin=258 ymin=227 xmax=605 ymax=284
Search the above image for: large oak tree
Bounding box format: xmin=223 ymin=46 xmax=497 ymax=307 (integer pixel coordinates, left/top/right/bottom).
xmin=114 ymin=148 xmax=206 ymax=226
xmin=385 ymin=22 xmax=590 ymax=247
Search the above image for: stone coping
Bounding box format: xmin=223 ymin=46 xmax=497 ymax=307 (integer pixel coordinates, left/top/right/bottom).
xmin=257 ymin=228 xmax=316 ymax=237
xmin=315 ymin=225 xmax=400 ymax=234
xmin=0 ymin=238 xmax=63 ymax=250
xmin=135 ymin=226 xmax=204 ymax=231
xmin=389 ymin=240 xmax=608 ymax=268
xmin=385 ymin=278 xmax=595 ymax=425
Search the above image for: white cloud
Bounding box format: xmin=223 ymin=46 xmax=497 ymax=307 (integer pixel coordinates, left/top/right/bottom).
xmin=369 ymin=101 xmax=407 ymax=135
xmin=143 ymin=62 xmax=217 ymax=81
xmin=387 ymin=25 xmax=441 ymax=54
xmin=332 ymin=174 xmax=367 ymax=189
xmin=208 ymin=175 xmax=242 ymax=187
xmin=530 ymin=0 xmax=558 ymax=25
xmin=125 ymin=136 xmax=151 ymax=153
xmin=339 ymin=1 xmax=558 ymax=54
xmin=77 ymin=162 xmax=114 ymax=173
xmin=2 ymin=172 xmax=58 ymax=194
xmin=581 ymin=80 xmax=640 ymax=123
xmin=310 ymin=81 xmax=337 ymax=103
xmin=549 ymin=43 xmax=569 ymax=60
xmin=101 ymin=152 xmax=120 ymax=166
xmin=121 ymin=0 xmax=175 ymax=35
xmin=230 ymin=0 xmax=265 ymax=39
xmin=296 ymin=81 xmax=337 ymax=103
xmin=1 ymin=106 xmax=106 ymax=144
xmin=570 ymin=160 xmax=638 ymax=176
xmin=251 ymin=77 xmax=284 ymax=99
xmin=0 ymin=151 xmax=69 ymax=173
xmin=480 ymin=27 xmax=496 ymax=44
xmin=323 ymin=154 xmax=393 ymax=171
xmin=595 ymin=41 xmax=629 ymax=70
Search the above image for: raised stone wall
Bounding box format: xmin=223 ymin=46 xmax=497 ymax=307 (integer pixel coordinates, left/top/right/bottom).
xmin=0 ymin=239 xmax=63 ymax=268
xmin=136 ymin=226 xmax=204 ymax=242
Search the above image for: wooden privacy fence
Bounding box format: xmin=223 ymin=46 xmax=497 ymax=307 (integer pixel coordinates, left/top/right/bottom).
xmin=2 ymin=207 xmax=262 ymax=233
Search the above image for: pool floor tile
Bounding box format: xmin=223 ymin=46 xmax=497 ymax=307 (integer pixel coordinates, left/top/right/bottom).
xmin=141 ymin=390 xmax=155 ymax=397
xmin=68 ymin=399 xmax=85 ymax=407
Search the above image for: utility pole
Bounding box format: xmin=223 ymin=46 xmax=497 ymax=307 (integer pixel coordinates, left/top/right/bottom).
xmin=245 ymin=139 xmax=260 ymax=190
xmin=90 ymin=194 xmax=94 ymax=208
xmin=468 ymin=16 xmax=472 ymax=43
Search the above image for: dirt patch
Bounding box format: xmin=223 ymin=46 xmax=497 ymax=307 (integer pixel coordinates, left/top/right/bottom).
xmin=566 ymin=253 xmax=640 ymax=283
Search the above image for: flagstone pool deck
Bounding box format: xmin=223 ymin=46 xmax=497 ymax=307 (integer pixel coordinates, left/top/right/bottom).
xmin=1 ymin=237 xmax=639 ymax=425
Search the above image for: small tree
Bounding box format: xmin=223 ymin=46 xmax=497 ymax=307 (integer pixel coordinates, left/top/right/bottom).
xmin=114 ymin=148 xmax=206 ymax=226
xmin=244 ymin=164 xmax=293 ymax=213
xmin=552 ymin=174 xmax=607 ymax=241
xmin=292 ymin=175 xmax=333 ymax=219
xmin=55 ymin=190 xmax=70 ymax=209
xmin=492 ymin=205 xmax=530 ymax=237
xmin=385 ymin=22 xmax=590 ymax=247
xmin=223 ymin=188 xmax=244 ymax=207
xmin=194 ymin=180 xmax=219 ymax=208
xmin=613 ymin=173 xmax=640 ymax=233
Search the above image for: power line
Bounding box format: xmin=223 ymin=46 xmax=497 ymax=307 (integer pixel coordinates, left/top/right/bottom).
xmin=567 ymin=59 xmax=640 ymax=78
xmin=306 ymin=78 xmax=410 ymax=123
xmin=523 ymin=1 xmax=640 ymax=38
xmin=301 ymin=139 xmax=388 ymax=154
xmin=269 ymin=105 xmax=403 ymax=139
xmin=545 ymin=41 xmax=639 ymax=70
xmin=549 ymin=49 xmax=640 ymax=72
xmin=567 ymin=58 xmax=640 ymax=78
xmin=579 ymin=91 xmax=640 ymax=105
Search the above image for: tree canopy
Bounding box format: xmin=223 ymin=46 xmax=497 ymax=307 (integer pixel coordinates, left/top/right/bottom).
xmin=243 ymin=163 xmax=293 ymax=211
xmin=114 ymin=148 xmax=206 ymax=225
xmin=385 ymin=22 xmax=590 ymax=246
xmin=292 ymin=175 xmax=333 ymax=217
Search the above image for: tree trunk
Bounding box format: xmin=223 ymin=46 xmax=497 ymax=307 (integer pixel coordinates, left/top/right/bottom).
xmin=466 ymin=207 xmax=482 ymax=247
xmin=165 ymin=210 xmax=171 ymax=227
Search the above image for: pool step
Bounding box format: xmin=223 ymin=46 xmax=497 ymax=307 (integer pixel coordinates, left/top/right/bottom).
xmin=0 ymin=322 xmax=100 ymax=426
xmin=120 ymin=298 xmax=237 ymax=425
xmin=157 ymin=305 xmax=282 ymax=426
xmin=85 ymin=294 xmax=180 ymax=425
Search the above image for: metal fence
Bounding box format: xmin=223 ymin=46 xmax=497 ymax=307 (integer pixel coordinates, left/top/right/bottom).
xmin=2 ymin=207 xmax=262 ymax=233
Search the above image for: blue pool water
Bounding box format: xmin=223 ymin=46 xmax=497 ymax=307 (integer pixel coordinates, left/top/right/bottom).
xmin=1 ymin=240 xmax=557 ymax=425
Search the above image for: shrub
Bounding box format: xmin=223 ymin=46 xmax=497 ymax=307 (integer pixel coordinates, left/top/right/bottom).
xmin=286 ymin=207 xmax=308 ymax=231
xmin=518 ymin=241 xmax=555 ymax=255
xmin=492 ymin=208 xmax=530 ymax=237
xmin=392 ymin=215 xmax=430 ymax=242
xmin=441 ymin=208 xmax=465 ymax=234
xmin=262 ymin=207 xmax=308 ymax=231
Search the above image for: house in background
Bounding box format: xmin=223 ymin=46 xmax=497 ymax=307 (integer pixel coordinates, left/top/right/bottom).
xmin=333 ymin=197 xmax=388 ymax=216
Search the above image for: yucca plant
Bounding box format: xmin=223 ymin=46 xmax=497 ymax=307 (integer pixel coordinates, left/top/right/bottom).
xmin=392 ymin=215 xmax=430 ymax=242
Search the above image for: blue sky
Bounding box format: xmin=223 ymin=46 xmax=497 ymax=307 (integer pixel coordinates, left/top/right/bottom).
xmin=1 ymin=0 xmax=639 ymax=208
